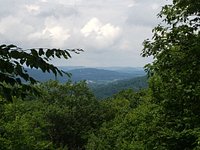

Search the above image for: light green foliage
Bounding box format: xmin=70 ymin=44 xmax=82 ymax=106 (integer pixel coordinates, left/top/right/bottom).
xmin=87 ymin=103 xmax=160 ymax=150
xmin=86 ymin=90 xmax=154 ymax=150
xmin=0 ymin=99 xmax=54 ymax=150
xmin=0 ymin=81 xmax=105 ymax=150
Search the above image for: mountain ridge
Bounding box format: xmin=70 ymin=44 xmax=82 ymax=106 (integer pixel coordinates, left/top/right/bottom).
xmin=26 ymin=67 xmax=146 ymax=83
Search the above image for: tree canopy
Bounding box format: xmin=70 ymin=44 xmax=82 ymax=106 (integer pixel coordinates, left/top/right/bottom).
xmin=142 ymin=0 xmax=200 ymax=113
xmin=141 ymin=0 xmax=200 ymax=148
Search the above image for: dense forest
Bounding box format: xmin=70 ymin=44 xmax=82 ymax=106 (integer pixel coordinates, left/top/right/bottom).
xmin=0 ymin=0 xmax=200 ymax=149
xmin=90 ymin=75 xmax=148 ymax=99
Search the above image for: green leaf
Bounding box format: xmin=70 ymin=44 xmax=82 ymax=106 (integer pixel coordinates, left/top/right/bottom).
xmin=31 ymin=49 xmax=38 ymax=57
xmin=39 ymin=48 xmax=44 ymax=56
xmin=46 ymin=49 xmax=54 ymax=58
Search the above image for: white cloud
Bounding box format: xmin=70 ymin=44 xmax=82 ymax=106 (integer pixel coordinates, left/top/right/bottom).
xmin=99 ymin=23 xmax=120 ymax=40
xmin=81 ymin=17 xmax=121 ymax=49
xmin=28 ymin=17 xmax=71 ymax=47
xmin=25 ymin=4 xmax=40 ymax=13
xmin=44 ymin=26 xmax=70 ymax=41
xmin=81 ymin=18 xmax=101 ymax=37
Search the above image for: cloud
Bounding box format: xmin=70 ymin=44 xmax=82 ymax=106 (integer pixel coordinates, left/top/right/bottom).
xmin=25 ymin=4 xmax=40 ymax=13
xmin=37 ymin=3 xmax=78 ymax=18
xmin=126 ymin=6 xmax=161 ymax=27
xmin=28 ymin=16 xmax=71 ymax=47
xmin=126 ymin=0 xmax=173 ymax=27
xmin=81 ymin=18 xmax=101 ymax=37
xmin=0 ymin=16 xmax=34 ymax=42
xmin=81 ymin=17 xmax=121 ymax=49
xmin=0 ymin=0 xmax=172 ymax=67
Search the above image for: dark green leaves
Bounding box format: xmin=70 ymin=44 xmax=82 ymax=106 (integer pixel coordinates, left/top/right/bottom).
xmin=0 ymin=44 xmax=83 ymax=101
xmin=31 ymin=49 xmax=38 ymax=57
xmin=46 ymin=49 xmax=54 ymax=58
xmin=38 ymin=48 xmax=44 ymax=56
xmin=141 ymin=0 xmax=200 ymax=149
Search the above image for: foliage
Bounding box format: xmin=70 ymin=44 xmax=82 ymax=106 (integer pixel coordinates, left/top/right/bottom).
xmin=86 ymin=90 xmax=157 ymax=150
xmin=142 ymin=0 xmax=200 ymax=149
xmin=0 ymin=99 xmax=54 ymax=150
xmin=0 ymin=81 xmax=107 ymax=150
xmin=0 ymin=44 xmax=83 ymax=101
xmin=91 ymin=76 xmax=148 ymax=99
xmin=1 ymin=0 xmax=200 ymax=149
xmin=37 ymin=81 xmax=105 ymax=149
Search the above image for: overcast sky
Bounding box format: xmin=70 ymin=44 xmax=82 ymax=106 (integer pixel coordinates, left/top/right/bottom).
xmin=0 ymin=0 xmax=172 ymax=67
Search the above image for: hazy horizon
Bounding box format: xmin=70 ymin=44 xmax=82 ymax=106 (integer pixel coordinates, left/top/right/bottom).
xmin=57 ymin=65 xmax=145 ymax=69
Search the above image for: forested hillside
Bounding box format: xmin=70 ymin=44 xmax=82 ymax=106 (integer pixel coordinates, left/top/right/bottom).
xmin=26 ymin=67 xmax=147 ymax=98
xmin=90 ymin=76 xmax=147 ymax=99
xmin=0 ymin=0 xmax=200 ymax=149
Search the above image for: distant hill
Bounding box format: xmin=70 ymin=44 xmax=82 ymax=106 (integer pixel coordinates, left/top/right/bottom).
xmin=59 ymin=66 xmax=146 ymax=75
xmin=25 ymin=67 xmax=147 ymax=98
xmin=97 ymin=67 xmax=145 ymax=74
xmin=26 ymin=68 xmax=70 ymax=83
xmin=90 ymin=76 xmax=148 ymax=99
xmin=68 ymin=68 xmax=136 ymax=83
xmin=26 ymin=67 xmax=146 ymax=84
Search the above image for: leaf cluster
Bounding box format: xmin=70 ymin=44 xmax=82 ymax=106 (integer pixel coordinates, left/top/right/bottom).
xmin=0 ymin=44 xmax=83 ymax=101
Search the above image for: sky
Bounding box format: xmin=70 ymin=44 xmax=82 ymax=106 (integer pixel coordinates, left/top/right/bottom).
xmin=0 ymin=0 xmax=172 ymax=67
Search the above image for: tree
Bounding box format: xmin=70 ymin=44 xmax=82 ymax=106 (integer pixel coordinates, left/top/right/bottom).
xmin=0 ymin=44 xmax=83 ymax=101
xmin=86 ymin=90 xmax=157 ymax=150
xmin=0 ymin=81 xmax=106 ymax=149
xmin=35 ymin=81 xmax=105 ymax=149
xmin=142 ymin=0 xmax=200 ymax=149
xmin=0 ymin=97 xmax=54 ymax=150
